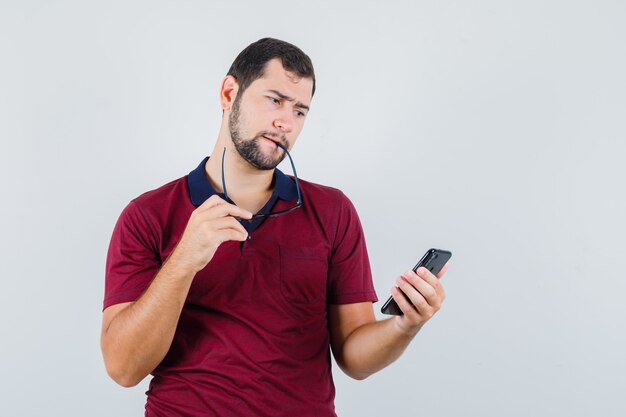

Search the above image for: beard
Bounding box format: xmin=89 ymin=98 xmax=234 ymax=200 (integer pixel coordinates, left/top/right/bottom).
xmin=229 ymin=97 xmax=287 ymax=170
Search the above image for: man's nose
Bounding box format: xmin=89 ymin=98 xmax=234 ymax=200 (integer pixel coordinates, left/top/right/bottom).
xmin=273 ymin=109 xmax=294 ymax=133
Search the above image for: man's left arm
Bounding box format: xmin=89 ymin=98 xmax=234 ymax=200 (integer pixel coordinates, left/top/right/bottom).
xmin=328 ymin=263 xmax=448 ymax=380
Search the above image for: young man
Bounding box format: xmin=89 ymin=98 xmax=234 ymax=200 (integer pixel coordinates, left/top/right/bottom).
xmin=102 ymin=38 xmax=448 ymax=416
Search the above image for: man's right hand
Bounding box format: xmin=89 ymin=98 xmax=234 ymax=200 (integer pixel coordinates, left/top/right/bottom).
xmin=101 ymin=195 xmax=253 ymax=387
xmin=173 ymin=194 xmax=253 ymax=274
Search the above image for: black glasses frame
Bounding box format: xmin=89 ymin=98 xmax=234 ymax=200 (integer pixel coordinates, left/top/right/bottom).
xmin=221 ymin=142 xmax=303 ymax=219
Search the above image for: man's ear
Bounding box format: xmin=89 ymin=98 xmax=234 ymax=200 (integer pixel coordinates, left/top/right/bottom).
xmin=220 ymin=75 xmax=239 ymax=111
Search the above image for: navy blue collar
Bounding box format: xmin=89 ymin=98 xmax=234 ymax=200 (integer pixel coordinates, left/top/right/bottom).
xmin=187 ymin=156 xmax=298 ymax=207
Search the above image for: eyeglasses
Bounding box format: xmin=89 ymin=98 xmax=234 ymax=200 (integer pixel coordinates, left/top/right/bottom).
xmin=221 ymin=142 xmax=303 ymax=219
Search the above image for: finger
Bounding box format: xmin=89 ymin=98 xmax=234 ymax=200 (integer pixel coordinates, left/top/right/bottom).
xmin=395 ymin=276 xmax=433 ymax=316
xmin=390 ymin=286 xmax=420 ymax=318
xmin=217 ymin=228 xmax=249 ymax=243
xmin=205 ymin=202 xmax=253 ymax=220
xmin=197 ymin=195 xmax=253 ymax=219
xmin=412 ymin=267 xmax=446 ymax=301
xmin=414 ymin=266 xmax=437 ymax=282
xmin=402 ymin=271 xmax=441 ymax=307
xmin=211 ymin=217 xmax=249 ymax=236
xmin=198 ymin=194 xmax=228 ymax=210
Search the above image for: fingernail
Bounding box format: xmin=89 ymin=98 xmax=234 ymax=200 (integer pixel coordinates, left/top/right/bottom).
xmin=395 ymin=277 xmax=403 ymax=286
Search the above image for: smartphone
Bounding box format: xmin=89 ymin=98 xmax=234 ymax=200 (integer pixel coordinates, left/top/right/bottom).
xmin=380 ymin=248 xmax=452 ymax=316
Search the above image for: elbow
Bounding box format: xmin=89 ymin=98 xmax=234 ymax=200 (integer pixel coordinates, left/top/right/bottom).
xmin=102 ymin=349 xmax=146 ymax=388
xmin=346 ymin=370 xmax=372 ymax=381
xmin=118 ymin=378 xmax=142 ymax=388
xmin=101 ymin=340 xmax=147 ymax=387
xmin=337 ymin=362 xmax=373 ymax=381
xmin=105 ymin=363 xmax=144 ymax=388
xmin=113 ymin=373 xmax=142 ymax=388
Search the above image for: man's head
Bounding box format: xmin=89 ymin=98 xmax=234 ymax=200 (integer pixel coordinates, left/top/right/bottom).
xmin=221 ymin=38 xmax=315 ymax=170
xmin=226 ymin=37 xmax=316 ymax=101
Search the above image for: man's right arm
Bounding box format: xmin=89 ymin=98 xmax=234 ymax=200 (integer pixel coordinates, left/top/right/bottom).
xmin=100 ymin=195 xmax=252 ymax=387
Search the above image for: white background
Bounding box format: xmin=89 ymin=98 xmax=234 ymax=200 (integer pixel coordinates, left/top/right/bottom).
xmin=1 ymin=1 xmax=625 ymax=416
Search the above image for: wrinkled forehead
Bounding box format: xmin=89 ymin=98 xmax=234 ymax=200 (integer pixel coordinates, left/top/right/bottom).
xmin=254 ymin=59 xmax=314 ymax=104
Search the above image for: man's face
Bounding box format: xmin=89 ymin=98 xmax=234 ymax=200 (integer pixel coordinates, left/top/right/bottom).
xmin=228 ymin=58 xmax=313 ymax=170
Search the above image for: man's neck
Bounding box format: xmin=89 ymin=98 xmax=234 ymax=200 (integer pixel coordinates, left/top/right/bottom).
xmin=206 ymin=142 xmax=275 ymax=214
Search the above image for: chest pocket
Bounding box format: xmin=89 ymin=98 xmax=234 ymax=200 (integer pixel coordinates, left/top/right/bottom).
xmin=279 ymin=245 xmax=329 ymax=305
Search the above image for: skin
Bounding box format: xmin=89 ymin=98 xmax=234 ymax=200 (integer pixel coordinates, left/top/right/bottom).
xmin=100 ymin=58 xmax=448 ymax=387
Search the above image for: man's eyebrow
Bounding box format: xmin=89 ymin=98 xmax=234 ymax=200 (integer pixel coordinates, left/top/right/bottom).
xmin=267 ymin=89 xmax=310 ymax=111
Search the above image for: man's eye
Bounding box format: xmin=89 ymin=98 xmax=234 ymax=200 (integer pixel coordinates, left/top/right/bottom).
xmin=295 ymin=110 xmax=305 ymax=118
xmin=269 ymin=97 xmax=280 ymax=104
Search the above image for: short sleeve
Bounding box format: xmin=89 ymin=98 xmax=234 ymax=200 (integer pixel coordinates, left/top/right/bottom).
xmin=103 ymin=200 xmax=161 ymax=310
xmin=327 ymin=193 xmax=378 ymax=304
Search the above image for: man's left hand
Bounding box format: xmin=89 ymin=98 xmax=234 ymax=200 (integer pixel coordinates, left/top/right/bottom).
xmin=390 ymin=262 xmax=449 ymax=336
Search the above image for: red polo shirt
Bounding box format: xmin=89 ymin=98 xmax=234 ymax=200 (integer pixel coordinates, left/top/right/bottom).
xmin=104 ymin=157 xmax=378 ymax=416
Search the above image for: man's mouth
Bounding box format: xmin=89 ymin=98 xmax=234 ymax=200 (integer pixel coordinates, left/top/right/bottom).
xmin=262 ymin=136 xmax=282 ymax=148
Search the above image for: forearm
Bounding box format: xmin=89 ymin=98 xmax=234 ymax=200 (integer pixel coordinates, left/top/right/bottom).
xmin=101 ymin=249 xmax=196 ymax=386
xmin=337 ymin=317 xmax=422 ymax=380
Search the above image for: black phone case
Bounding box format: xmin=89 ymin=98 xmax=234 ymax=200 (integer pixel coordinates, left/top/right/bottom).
xmin=380 ymin=248 xmax=452 ymax=316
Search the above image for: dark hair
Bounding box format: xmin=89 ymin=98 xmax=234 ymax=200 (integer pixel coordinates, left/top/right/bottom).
xmin=226 ymin=38 xmax=316 ymax=98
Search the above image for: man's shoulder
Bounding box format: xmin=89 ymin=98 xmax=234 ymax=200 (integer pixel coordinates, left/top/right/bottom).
xmin=130 ymin=175 xmax=189 ymax=212
xmin=297 ymin=178 xmax=355 ymax=210
xmin=298 ymin=177 xmax=345 ymax=198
